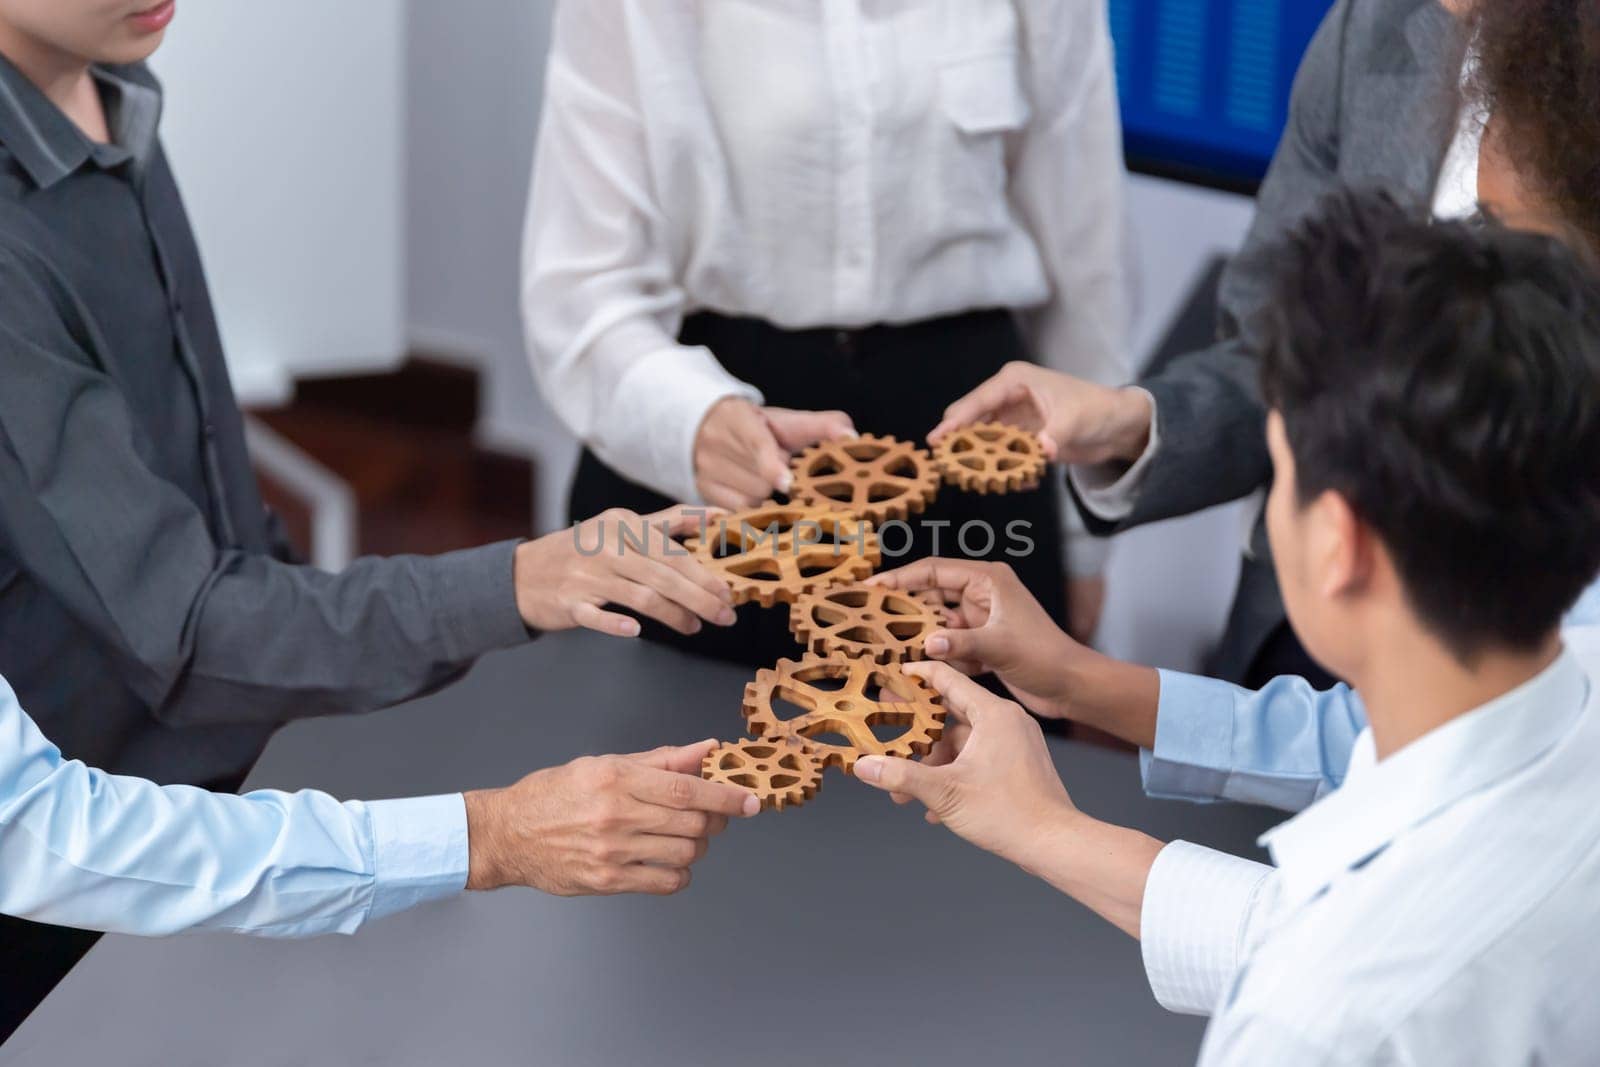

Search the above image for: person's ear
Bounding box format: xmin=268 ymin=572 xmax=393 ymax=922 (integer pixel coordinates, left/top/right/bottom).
xmin=1309 ymin=490 xmax=1373 ymax=599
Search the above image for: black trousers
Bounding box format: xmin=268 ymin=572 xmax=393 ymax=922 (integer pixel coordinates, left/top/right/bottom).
xmin=569 ymin=309 xmax=1068 ymax=668
xmin=0 ymin=771 xmax=247 ymax=1045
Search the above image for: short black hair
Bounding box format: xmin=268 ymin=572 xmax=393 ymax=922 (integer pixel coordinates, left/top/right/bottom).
xmin=1259 ymin=189 xmax=1600 ymax=661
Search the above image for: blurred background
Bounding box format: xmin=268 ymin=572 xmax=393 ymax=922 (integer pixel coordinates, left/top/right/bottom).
xmin=155 ymin=0 xmax=1330 ymax=676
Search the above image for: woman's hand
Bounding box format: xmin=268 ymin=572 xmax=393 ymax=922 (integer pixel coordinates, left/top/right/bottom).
xmin=854 ymin=662 xmax=1076 ymax=865
xmin=929 ymin=361 xmax=1152 ymax=467
xmin=514 ymin=505 xmax=738 ymax=637
xmin=869 ymin=558 xmax=1083 ymax=718
xmin=693 ymin=398 xmax=856 ymax=510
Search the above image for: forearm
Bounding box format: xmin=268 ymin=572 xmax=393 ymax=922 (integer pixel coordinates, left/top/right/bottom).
xmin=1009 ymin=807 xmax=1165 ymax=939
xmin=1057 ymin=651 xmax=1162 ymax=749
xmin=0 ymin=682 xmax=466 ymax=937
xmin=163 ymin=542 xmax=530 ymax=727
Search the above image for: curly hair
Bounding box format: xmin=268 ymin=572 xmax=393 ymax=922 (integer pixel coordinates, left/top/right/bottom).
xmin=1470 ymin=0 xmax=1600 ymax=253
xmin=1260 ymin=189 xmax=1600 ymax=660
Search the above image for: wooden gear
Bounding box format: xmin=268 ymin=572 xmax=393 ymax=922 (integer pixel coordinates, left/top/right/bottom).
xmin=741 ymin=653 xmax=945 ymax=773
xmin=932 ymin=422 xmax=1047 ymax=494
xmin=683 ymin=503 xmax=880 ymax=608
xmin=700 ymin=737 xmax=824 ymax=812
xmin=789 ymin=583 xmax=943 ymax=664
xmin=788 ymin=434 xmax=942 ymax=524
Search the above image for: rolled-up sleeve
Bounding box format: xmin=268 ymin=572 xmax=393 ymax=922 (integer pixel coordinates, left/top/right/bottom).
xmin=521 ymin=2 xmax=760 ymax=505
xmin=1141 ymin=670 xmax=1366 ymax=813
xmin=0 ymin=675 xmax=466 ymax=938
xmin=0 ymin=245 xmax=531 ymax=728
xmin=1140 ymin=841 xmax=1275 ymax=1016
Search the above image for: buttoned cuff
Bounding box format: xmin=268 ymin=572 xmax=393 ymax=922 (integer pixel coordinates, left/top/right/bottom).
xmin=615 ymin=344 xmax=763 ymax=506
xmin=1069 ymin=388 xmax=1161 ymax=523
xmin=1140 ymin=669 xmax=1238 ymax=803
xmin=365 ymin=794 xmax=471 ymax=924
xmin=433 ymin=540 xmax=535 ymax=659
xmin=1140 ymin=841 xmax=1274 ymax=1017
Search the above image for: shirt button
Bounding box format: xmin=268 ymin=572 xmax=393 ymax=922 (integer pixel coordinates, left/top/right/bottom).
xmin=835 ymin=331 xmax=856 ymax=357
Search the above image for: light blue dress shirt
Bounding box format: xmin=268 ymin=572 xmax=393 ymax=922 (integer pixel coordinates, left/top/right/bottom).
xmin=1141 ymin=579 xmax=1600 ymax=813
xmin=0 ymin=674 xmax=469 ymax=937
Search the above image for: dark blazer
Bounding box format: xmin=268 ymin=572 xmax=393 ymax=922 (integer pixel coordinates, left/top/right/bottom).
xmin=1076 ymin=0 xmax=1469 ymax=681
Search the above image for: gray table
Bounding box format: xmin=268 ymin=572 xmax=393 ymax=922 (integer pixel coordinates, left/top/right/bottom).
xmin=6 ymin=633 xmax=1277 ymax=1066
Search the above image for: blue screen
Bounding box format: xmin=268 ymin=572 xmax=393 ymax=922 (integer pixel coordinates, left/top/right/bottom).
xmin=1108 ymin=0 xmax=1336 ymax=189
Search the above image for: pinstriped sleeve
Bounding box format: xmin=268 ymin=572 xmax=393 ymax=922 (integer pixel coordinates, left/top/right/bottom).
xmin=1139 ymin=841 xmax=1276 ymax=1016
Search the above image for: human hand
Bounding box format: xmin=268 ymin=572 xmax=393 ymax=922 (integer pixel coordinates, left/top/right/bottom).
xmin=515 ymin=505 xmax=737 ymax=637
xmin=929 ymin=362 xmax=1152 ymax=467
xmin=464 ymin=740 xmax=760 ymax=896
xmin=854 ymin=663 xmax=1076 ymax=865
xmin=868 ymin=558 xmax=1083 ymax=719
xmin=693 ymin=398 xmax=855 ymax=510
xmin=1067 ymin=574 xmax=1107 ymax=645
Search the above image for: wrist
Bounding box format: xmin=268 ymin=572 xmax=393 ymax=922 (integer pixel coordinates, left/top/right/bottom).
xmin=1103 ymin=387 xmax=1153 ymax=464
xmin=464 ymin=789 xmax=508 ymax=892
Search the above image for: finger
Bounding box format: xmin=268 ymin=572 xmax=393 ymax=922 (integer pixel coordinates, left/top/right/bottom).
xmin=600 ymin=574 xmax=702 ymax=636
xmin=701 ymin=480 xmax=759 ymax=512
xmin=653 ymin=547 xmax=738 ymax=619
xmin=571 ymin=601 xmax=642 ymax=639
xmin=930 ymin=379 xmax=1031 ymax=443
xmin=767 ymin=408 xmax=858 ymax=451
xmin=628 ymin=834 xmax=710 ymax=868
xmin=645 ymin=504 xmax=725 ymax=542
xmin=706 ymin=464 xmax=774 ymax=506
xmin=852 ymin=754 xmax=947 ymax=809
xmin=646 ymin=808 xmax=729 ymax=839
xmin=604 ymin=865 xmax=693 ymax=897
xmin=923 ymin=627 xmax=992 ymax=666
xmin=866 ymin=557 xmax=985 ymax=597
xmin=902 ymin=661 xmax=997 ymax=726
xmin=630 ymin=739 xmax=718 ymax=774
xmin=624 ymin=552 xmax=736 ymax=627
xmin=627 ymin=765 xmax=762 ymax=817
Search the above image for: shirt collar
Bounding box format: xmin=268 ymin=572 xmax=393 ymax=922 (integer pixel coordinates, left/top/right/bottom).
xmin=1261 ymin=649 xmax=1590 ymax=910
xmin=0 ymin=55 xmax=161 ymax=189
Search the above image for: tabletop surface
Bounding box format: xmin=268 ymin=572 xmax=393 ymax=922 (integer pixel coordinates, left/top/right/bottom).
xmin=6 ymin=632 xmax=1277 ymax=1067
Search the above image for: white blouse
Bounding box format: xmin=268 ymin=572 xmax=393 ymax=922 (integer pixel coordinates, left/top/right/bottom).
xmin=522 ymin=0 xmax=1131 ymax=517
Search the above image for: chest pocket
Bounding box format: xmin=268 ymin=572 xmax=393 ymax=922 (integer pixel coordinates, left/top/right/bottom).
xmin=938 ymin=2 xmax=1031 ymax=136
xmin=935 ymin=2 xmax=1031 ymax=223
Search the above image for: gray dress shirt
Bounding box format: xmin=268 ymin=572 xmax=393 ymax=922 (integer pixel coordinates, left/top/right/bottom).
xmin=0 ymin=59 xmax=530 ymax=786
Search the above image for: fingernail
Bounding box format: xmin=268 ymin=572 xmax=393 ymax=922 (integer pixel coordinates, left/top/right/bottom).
xmin=742 ymin=795 xmax=761 ymax=817
xmin=855 ymin=756 xmax=882 ymax=783
xmin=620 ymin=619 xmax=642 ymax=637
xmin=687 ymin=620 xmax=703 ymax=635
xmin=777 ymin=471 xmax=793 ymax=494
xmin=717 ymin=608 xmax=737 ymax=626
xmin=926 ymin=634 xmax=950 ymax=657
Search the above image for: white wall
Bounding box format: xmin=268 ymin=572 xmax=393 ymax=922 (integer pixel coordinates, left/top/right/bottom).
xmin=404 ymin=0 xmax=572 ymax=529
xmin=152 ymin=2 xmax=406 ymax=407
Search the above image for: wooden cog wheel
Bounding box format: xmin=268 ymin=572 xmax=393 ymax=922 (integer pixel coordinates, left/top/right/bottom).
xmin=700 ymin=737 xmax=823 ymax=812
xmin=683 ymin=503 xmax=880 ymax=608
xmin=789 ymin=434 xmax=941 ymax=524
xmin=742 ymin=653 xmax=945 ymax=774
xmin=933 ymin=422 xmax=1047 ymax=494
xmin=789 ymin=583 xmax=942 ymax=664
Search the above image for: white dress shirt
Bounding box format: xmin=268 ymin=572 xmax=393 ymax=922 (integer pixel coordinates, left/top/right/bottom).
xmin=1139 ymin=650 xmax=1600 ymax=1065
xmin=523 ymin=0 xmax=1131 ymax=555
xmin=0 ymin=673 xmax=467 ymax=938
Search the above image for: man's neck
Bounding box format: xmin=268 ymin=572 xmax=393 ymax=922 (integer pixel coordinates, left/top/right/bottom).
xmin=1353 ymin=622 xmax=1563 ymax=759
xmin=0 ymin=24 xmax=107 ymax=143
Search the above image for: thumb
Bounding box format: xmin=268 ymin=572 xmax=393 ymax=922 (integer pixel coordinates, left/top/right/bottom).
xmin=923 ymin=626 xmax=996 ymax=667
xmin=768 ymin=409 xmax=857 ymax=452
xmin=854 ymin=755 xmax=948 ymax=811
